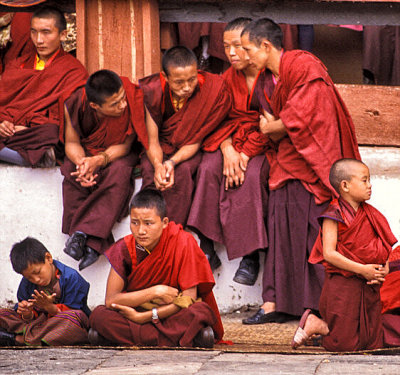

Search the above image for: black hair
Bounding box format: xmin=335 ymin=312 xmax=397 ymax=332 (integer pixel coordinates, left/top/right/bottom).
xmin=130 ymin=189 xmax=167 ymax=219
xmin=329 ymin=158 xmax=367 ymax=194
xmin=224 ymin=17 xmax=252 ymax=33
xmin=32 ymin=6 xmax=67 ymax=32
xmin=162 ymin=46 xmax=198 ymax=76
xmin=241 ymin=18 xmax=283 ymax=49
xmin=85 ymin=69 xmax=123 ymax=106
xmin=10 ymin=237 xmax=50 ymax=274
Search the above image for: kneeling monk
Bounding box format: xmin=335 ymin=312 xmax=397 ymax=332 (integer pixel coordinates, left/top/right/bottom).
xmin=89 ymin=189 xmax=223 ymax=348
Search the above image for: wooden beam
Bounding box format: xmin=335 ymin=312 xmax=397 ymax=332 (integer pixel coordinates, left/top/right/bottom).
xmin=336 ymin=84 xmax=400 ymax=146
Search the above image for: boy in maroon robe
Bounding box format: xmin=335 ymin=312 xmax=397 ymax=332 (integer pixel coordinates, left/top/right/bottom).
xmin=240 ymin=18 xmax=361 ymax=325
xmin=138 ymin=46 xmax=231 ymax=226
xmin=187 ymin=18 xmax=274 ymax=283
xmin=0 ymin=6 xmax=88 ymax=167
xmin=89 ymin=189 xmax=223 ymax=348
xmin=291 ymin=159 xmax=397 ymax=352
xmin=61 ymin=70 xmax=145 ymax=270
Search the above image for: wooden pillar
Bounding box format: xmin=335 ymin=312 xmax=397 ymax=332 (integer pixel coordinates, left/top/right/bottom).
xmin=76 ymin=0 xmax=160 ymax=81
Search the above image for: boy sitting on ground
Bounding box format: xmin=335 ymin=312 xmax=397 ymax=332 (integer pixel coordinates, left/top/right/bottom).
xmin=0 ymin=237 xmax=90 ymax=346
xmin=292 ymin=158 xmax=397 ymax=351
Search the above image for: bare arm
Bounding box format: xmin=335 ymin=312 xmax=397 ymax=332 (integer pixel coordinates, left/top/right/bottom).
xmin=322 ymin=218 xmax=386 ymax=282
xmin=64 ymin=105 xmax=86 ymax=165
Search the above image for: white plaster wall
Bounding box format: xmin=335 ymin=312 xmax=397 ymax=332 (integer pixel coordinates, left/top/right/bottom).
xmin=0 ymin=146 xmax=399 ymax=312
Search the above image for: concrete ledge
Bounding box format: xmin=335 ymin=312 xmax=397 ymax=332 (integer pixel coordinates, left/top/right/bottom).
xmin=0 ymin=146 xmax=399 ymax=312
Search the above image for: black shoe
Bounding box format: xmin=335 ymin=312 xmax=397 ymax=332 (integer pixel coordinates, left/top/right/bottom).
xmin=193 ymin=326 xmax=214 ymax=348
xmin=79 ymin=246 xmax=100 ymax=270
xmin=205 ymin=251 xmax=221 ymax=272
xmin=88 ymin=328 xmax=113 ymax=346
xmin=242 ymin=309 xmax=295 ymax=325
xmin=64 ymin=231 xmax=87 ymax=261
xmin=0 ymin=329 xmax=16 ymax=346
xmin=233 ymin=255 xmax=260 ymax=286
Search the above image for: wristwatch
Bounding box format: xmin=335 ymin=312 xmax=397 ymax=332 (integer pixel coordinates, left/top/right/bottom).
xmin=152 ymin=307 xmax=160 ymax=324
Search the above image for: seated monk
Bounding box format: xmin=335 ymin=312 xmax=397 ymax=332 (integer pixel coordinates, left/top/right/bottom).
xmin=188 ymin=18 xmax=274 ymax=280
xmin=89 ymin=189 xmax=223 ymax=348
xmin=61 ymin=69 xmax=145 ymax=270
xmin=138 ymin=46 xmax=231 ymax=225
xmin=0 ymin=6 xmax=88 ymax=167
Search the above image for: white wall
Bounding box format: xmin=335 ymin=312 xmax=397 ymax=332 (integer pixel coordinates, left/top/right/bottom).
xmin=0 ymin=146 xmax=399 ymax=312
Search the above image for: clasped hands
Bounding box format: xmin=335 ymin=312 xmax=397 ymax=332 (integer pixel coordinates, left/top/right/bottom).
xmin=71 ymin=155 xmax=104 ymax=188
xmin=259 ymin=110 xmax=286 ymax=143
xmin=0 ymin=120 xmax=28 ymax=138
xmin=363 ymin=263 xmax=388 ymax=285
xmin=222 ymin=145 xmax=249 ymax=190
xmin=154 ymin=160 xmax=175 ymax=191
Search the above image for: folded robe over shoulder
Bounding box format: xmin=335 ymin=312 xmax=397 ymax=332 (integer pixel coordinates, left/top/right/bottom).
xmin=268 ymin=50 xmax=361 ymax=204
xmin=105 ymin=221 xmax=224 ymax=341
xmin=139 ymin=71 xmax=231 ymax=154
xmin=203 ymin=66 xmax=274 ymax=158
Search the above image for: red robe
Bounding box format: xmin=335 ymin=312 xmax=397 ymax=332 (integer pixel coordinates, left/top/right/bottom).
xmin=309 ymin=198 xmax=397 ymax=351
xmin=0 ymin=48 xmax=88 ymax=164
xmin=268 ymin=50 xmax=360 ymax=204
xmin=203 ymin=67 xmax=274 ymax=157
xmin=139 ymin=71 xmax=231 ymax=154
xmin=90 ymin=222 xmax=223 ymax=347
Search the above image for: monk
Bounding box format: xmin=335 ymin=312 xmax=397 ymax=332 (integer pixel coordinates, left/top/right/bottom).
xmin=187 ymin=18 xmax=273 ymax=281
xmin=138 ymin=46 xmax=231 ymax=225
xmin=0 ymin=6 xmax=87 ymax=167
xmin=89 ymin=189 xmax=223 ymax=348
xmin=292 ymin=159 xmax=397 ymax=351
xmin=61 ymin=69 xmax=145 ymax=270
xmin=240 ymin=18 xmax=361 ymax=324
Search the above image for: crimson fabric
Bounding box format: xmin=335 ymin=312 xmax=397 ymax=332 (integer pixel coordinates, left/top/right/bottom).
xmin=0 ymin=49 xmax=88 ymax=165
xmin=203 ymin=67 xmax=273 ymax=157
xmin=61 ymin=77 xmax=143 ymax=254
xmin=103 ymin=222 xmax=223 ymax=341
xmin=139 ymin=71 xmax=231 ymax=155
xmin=90 ymin=302 xmax=216 ymax=347
xmin=309 ymin=199 xmax=397 ymax=277
xmin=1 ymin=12 xmax=35 ymax=73
xmin=262 ymin=180 xmax=327 ymax=316
xmin=268 ymin=50 xmax=360 ymax=204
xmin=380 ymin=247 xmax=400 ymax=314
xmin=188 ymin=151 xmax=269 ymax=259
xmin=320 ymin=273 xmax=383 ymax=352
xmin=382 ymin=313 xmax=400 ymax=347
xmin=140 ymin=152 xmax=202 ymax=225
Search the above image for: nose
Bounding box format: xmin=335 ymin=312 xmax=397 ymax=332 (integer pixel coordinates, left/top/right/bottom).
xmin=367 ymin=180 xmax=372 ymax=188
xmin=229 ymin=45 xmax=236 ymax=56
xmin=36 ymin=32 xmax=44 ymax=44
xmin=138 ymin=223 xmax=146 ymax=235
xmin=182 ymin=82 xmax=190 ymax=92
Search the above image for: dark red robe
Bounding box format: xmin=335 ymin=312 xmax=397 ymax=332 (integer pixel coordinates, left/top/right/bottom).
xmin=309 ymin=198 xmax=397 ymax=352
xmin=188 ymin=67 xmax=273 ymax=259
xmin=138 ymin=71 xmax=231 ymax=225
xmin=0 ymin=48 xmax=88 ymax=165
xmin=90 ymin=222 xmax=223 ymax=347
xmin=61 ymin=77 xmax=144 ymax=254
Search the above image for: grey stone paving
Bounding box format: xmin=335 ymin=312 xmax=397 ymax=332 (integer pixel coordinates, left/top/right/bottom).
xmin=1 ymin=349 xmax=400 ymax=375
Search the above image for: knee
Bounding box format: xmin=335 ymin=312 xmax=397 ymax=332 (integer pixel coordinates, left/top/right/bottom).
xmin=197 ymin=152 xmax=222 ymax=178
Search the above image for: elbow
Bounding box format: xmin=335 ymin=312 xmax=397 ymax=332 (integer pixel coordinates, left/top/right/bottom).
xmin=105 ymin=296 xmax=115 ymax=309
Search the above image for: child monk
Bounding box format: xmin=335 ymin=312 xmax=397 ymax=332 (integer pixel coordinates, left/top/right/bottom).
xmin=0 ymin=237 xmax=90 ymax=346
xmin=292 ymin=158 xmax=397 ymax=351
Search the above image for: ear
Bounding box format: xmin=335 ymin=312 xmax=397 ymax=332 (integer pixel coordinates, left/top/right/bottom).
xmin=341 ymin=180 xmax=350 ymax=193
xmin=162 ymin=217 xmax=169 ymax=229
xmin=45 ymin=252 xmax=53 ymax=264
xmin=89 ymin=102 xmax=100 ymax=111
xmin=261 ymin=39 xmax=271 ymax=51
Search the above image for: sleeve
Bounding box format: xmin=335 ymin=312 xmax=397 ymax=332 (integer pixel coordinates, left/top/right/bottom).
xmin=59 ymin=270 xmax=90 ymax=311
xmin=104 ymin=238 xmax=133 ymax=284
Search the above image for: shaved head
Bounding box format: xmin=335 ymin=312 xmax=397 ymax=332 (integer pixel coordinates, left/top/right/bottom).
xmin=329 ymin=158 xmax=367 ymax=194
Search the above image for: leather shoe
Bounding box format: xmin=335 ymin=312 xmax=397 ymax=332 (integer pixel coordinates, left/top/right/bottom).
xmin=79 ymin=246 xmax=100 ymax=270
xmin=193 ymin=326 xmax=214 ymax=348
xmin=88 ymin=328 xmax=113 ymax=346
xmin=64 ymin=231 xmax=87 ymax=261
xmin=0 ymin=329 xmax=16 ymax=346
xmin=242 ymin=309 xmax=296 ymax=325
xmin=233 ymin=255 xmax=260 ymax=286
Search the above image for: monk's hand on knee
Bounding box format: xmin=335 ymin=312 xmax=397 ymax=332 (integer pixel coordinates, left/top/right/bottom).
xmin=0 ymin=120 xmax=15 ymax=138
xmin=163 ymin=161 xmax=175 ymax=189
xmin=111 ymin=304 xmax=143 ymax=323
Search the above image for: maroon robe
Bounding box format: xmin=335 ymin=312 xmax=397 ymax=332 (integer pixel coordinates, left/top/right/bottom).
xmin=61 ymin=77 xmax=144 ymax=254
xmin=188 ymin=67 xmax=274 ymax=259
xmin=138 ymin=71 xmax=231 ymax=225
xmin=0 ymin=48 xmax=88 ymax=165
xmin=260 ymin=50 xmax=361 ymax=317
xmin=309 ymin=198 xmax=396 ymax=352
xmin=89 ymin=222 xmax=223 ymax=347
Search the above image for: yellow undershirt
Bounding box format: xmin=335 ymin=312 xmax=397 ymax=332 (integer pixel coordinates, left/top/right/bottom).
xmin=35 ymin=54 xmax=45 ymax=71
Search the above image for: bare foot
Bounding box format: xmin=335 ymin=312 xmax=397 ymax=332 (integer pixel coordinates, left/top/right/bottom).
xmin=292 ymin=313 xmax=329 ymax=349
xmin=260 ymin=301 xmax=276 ymax=314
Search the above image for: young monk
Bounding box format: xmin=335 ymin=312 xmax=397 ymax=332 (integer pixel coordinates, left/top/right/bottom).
xmin=89 ymin=189 xmax=223 ymax=348
xmin=188 ymin=18 xmax=274 ymax=281
xmin=0 ymin=237 xmax=90 ymax=346
xmin=292 ymin=159 xmax=397 ymax=351
xmin=0 ymin=6 xmax=88 ymax=167
xmin=240 ymin=18 xmax=361 ymax=325
xmin=62 ymin=69 xmax=145 ymax=270
xmin=138 ymin=46 xmax=231 ymax=226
